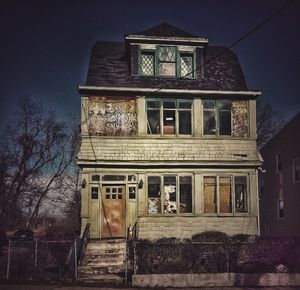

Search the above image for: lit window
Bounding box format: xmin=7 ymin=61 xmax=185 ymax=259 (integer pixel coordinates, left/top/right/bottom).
xmin=147 ymin=175 xmax=193 ymax=215
xmin=146 ymin=99 xmax=192 ymax=135
xmin=278 ymin=199 xmax=284 ymax=219
xmin=276 ymin=152 xmax=282 ymax=173
xmin=203 ymin=175 xmax=248 ymax=214
xmin=203 ymin=100 xmax=232 ymax=136
xmin=293 ymin=158 xmax=300 ymax=183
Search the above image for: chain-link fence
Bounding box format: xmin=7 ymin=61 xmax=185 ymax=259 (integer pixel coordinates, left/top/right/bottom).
xmin=0 ymin=237 xmax=78 ymax=283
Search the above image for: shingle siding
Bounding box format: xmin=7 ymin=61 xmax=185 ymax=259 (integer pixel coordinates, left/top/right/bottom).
xmin=78 ymin=137 xmax=259 ymax=163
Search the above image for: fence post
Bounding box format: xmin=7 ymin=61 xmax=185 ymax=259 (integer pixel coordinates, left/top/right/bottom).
xmin=74 ymin=239 xmax=78 ymax=284
xmin=133 ymin=241 xmax=137 ymax=275
xmin=6 ymin=239 xmax=12 ymax=280
xmin=226 ymin=242 xmax=230 ymax=272
xmin=34 ymin=237 xmax=38 ymax=269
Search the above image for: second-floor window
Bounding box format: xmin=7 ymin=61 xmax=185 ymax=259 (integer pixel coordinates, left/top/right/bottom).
xmin=140 ymin=46 xmax=194 ymax=78
xmin=146 ymin=99 xmax=192 ymax=135
xmin=203 ymin=100 xmax=232 ymax=136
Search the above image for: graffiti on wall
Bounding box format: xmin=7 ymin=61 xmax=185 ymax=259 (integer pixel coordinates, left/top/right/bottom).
xmin=87 ymin=96 xmax=137 ymax=136
xmin=232 ymin=101 xmax=249 ymax=137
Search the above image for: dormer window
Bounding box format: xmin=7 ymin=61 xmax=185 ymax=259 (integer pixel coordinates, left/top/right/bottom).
xmin=158 ymin=46 xmax=176 ymax=76
xmin=141 ymin=51 xmax=155 ymax=76
xmin=139 ymin=46 xmax=195 ymax=78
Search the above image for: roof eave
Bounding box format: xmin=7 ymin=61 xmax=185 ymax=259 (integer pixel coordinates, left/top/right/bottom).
xmin=79 ymin=85 xmax=261 ymax=97
xmin=125 ymin=35 xmax=209 ymax=45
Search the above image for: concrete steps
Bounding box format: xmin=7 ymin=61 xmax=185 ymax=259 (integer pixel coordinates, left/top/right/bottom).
xmin=78 ymin=238 xmax=127 ymax=285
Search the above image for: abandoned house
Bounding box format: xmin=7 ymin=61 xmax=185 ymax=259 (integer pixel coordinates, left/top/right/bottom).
xmin=77 ymin=23 xmax=262 ymax=240
xmin=259 ymin=112 xmax=300 ymax=237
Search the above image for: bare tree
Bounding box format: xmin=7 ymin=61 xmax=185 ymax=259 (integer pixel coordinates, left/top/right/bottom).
xmin=256 ymin=101 xmax=285 ymax=149
xmin=0 ymin=96 xmax=75 ymax=227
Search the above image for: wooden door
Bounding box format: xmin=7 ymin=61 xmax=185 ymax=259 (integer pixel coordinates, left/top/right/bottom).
xmin=101 ymin=185 xmax=126 ymax=238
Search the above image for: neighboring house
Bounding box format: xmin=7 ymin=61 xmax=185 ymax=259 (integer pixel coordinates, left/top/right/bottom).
xmin=77 ymin=23 xmax=262 ymax=240
xmin=259 ymin=112 xmax=300 ymax=237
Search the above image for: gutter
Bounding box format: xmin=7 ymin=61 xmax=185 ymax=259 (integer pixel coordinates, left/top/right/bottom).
xmin=79 ymin=85 xmax=261 ymax=97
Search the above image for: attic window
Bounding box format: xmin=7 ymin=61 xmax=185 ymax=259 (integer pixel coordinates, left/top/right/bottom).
xmin=159 ymin=46 xmax=176 ymax=76
xmin=139 ymin=46 xmax=195 ymax=78
xmin=141 ymin=52 xmax=155 ymax=76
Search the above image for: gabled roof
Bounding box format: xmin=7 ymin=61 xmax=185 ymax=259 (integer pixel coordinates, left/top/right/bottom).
xmin=125 ymin=22 xmax=208 ymax=44
xmin=128 ymin=22 xmax=197 ymax=38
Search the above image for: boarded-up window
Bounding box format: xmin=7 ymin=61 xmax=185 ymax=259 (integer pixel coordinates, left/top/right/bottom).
xmin=87 ymin=96 xmax=137 ymax=136
xmin=204 ymin=177 xmax=217 ymax=213
xmin=232 ymin=101 xmax=248 ymax=137
xmin=159 ymin=46 xmax=176 ymax=76
xmin=204 ymin=175 xmax=248 ymax=215
xmin=219 ymin=177 xmax=232 ymax=213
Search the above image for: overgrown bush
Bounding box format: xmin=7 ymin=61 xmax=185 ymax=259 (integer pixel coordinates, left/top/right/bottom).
xmin=132 ymin=232 xmax=300 ymax=274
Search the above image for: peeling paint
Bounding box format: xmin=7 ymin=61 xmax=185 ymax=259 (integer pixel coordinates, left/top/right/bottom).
xmin=232 ymin=101 xmax=248 ymax=137
xmin=87 ymin=96 xmax=137 ymax=136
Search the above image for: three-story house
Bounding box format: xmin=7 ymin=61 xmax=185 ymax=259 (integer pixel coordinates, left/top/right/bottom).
xmin=77 ymin=23 xmax=261 ymax=240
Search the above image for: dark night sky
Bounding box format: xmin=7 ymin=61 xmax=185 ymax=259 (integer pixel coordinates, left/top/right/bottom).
xmin=0 ymin=0 xmax=299 ymax=128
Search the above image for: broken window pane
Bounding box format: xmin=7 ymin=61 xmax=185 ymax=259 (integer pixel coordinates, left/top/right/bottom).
xmin=235 ymin=176 xmax=247 ymax=213
xmin=129 ymin=186 xmax=136 ymax=199
xmin=204 ymin=110 xmax=216 ymax=135
xmin=91 ymin=187 xmax=98 ymax=199
xmin=147 ymin=110 xmax=160 ymax=134
xmin=164 ymin=176 xmax=177 ymax=214
xmin=219 ymin=110 xmax=231 ymax=135
xmin=180 ymin=176 xmax=192 ymax=213
xmin=148 ymin=176 xmax=161 ymax=214
xmin=219 ymin=177 xmax=232 ymax=213
xmin=163 ymin=110 xmax=176 ymax=134
xmin=204 ymin=177 xmax=217 ymax=213
xmin=179 ymin=111 xmax=191 ymax=134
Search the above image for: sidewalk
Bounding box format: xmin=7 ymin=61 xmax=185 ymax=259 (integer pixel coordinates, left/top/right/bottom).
xmin=0 ymin=285 xmax=300 ymax=290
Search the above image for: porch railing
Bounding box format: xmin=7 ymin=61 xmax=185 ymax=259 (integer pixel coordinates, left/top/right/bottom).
xmin=77 ymin=223 xmax=90 ymax=266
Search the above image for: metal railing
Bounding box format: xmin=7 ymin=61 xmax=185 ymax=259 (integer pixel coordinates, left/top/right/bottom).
xmin=77 ymin=223 xmax=90 ymax=266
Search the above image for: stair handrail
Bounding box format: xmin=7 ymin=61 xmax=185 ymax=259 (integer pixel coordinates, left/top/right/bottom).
xmin=127 ymin=222 xmax=137 ymax=241
xmin=77 ymin=223 xmax=90 ymax=265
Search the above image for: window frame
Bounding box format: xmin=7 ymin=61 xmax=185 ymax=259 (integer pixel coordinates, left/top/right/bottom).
xmin=146 ymin=173 xmax=194 ymax=216
xmin=276 ymin=152 xmax=283 ymax=173
xmin=146 ymin=98 xmax=193 ymax=136
xmin=179 ymin=51 xmax=195 ymax=79
xmin=278 ymin=198 xmax=284 ymax=219
xmin=138 ymin=46 xmax=195 ymax=79
xmin=293 ymin=157 xmax=300 ymax=183
xmin=202 ymin=100 xmax=232 ymax=137
xmin=139 ymin=49 xmax=155 ymax=76
xmin=203 ymin=174 xmax=249 ymax=216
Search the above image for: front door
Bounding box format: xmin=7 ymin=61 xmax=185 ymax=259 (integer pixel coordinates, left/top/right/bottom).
xmin=101 ymin=185 xmax=126 ymax=238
